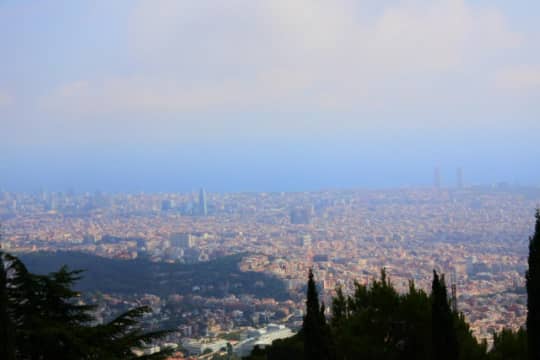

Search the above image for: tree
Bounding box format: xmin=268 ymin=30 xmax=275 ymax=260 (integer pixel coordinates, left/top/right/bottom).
xmin=454 ymin=312 xmax=487 ymax=360
xmin=332 ymin=269 xmax=420 ymax=360
xmin=0 ymin=252 xmax=172 ymax=360
xmin=400 ymin=280 xmax=432 ymax=360
xmin=330 ymin=286 xmax=347 ymax=329
xmin=526 ymin=209 xmax=540 ymax=360
xmin=489 ymin=328 xmax=527 ymax=360
xmin=431 ymin=270 xmax=458 ymax=360
xmin=252 ymin=268 xmax=488 ymax=360
xmin=81 ymin=306 xmax=173 ymax=359
xmin=266 ymin=335 xmax=304 ymax=360
xmin=303 ymin=268 xmax=333 ymax=360
xmin=0 ymin=253 xmax=16 ymax=360
xmin=5 ymin=253 xmax=96 ymax=359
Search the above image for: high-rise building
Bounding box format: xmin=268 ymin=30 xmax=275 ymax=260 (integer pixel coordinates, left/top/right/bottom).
xmin=161 ymin=199 xmax=175 ymax=211
xmin=170 ymin=233 xmax=196 ymax=248
xmin=199 ymin=188 xmax=208 ymax=216
xmin=46 ymin=197 xmax=57 ymax=211
xmin=299 ymin=234 xmax=312 ymax=247
xmin=290 ymin=208 xmax=311 ymax=224
xmin=433 ymin=167 xmax=441 ymax=189
xmin=456 ymin=167 xmax=464 ymax=189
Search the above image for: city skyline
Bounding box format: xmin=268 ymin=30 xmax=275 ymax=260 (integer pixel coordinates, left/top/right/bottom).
xmin=2 ymin=186 xmax=538 ymax=343
xmin=2 ymin=1 xmax=540 ymax=357
xmin=0 ymin=167 xmax=535 ymax=193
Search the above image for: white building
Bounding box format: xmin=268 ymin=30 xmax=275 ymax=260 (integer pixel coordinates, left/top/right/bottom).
xmin=234 ymin=324 xmax=295 ymax=357
xmin=182 ymin=338 xmax=228 ymax=355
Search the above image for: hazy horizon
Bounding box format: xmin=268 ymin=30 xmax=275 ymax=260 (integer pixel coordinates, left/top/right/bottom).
xmin=2 ymin=0 xmax=539 ymax=192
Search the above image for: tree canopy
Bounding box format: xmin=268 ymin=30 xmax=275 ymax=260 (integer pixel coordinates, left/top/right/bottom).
xmin=246 ymin=209 xmax=540 ymax=359
xmin=246 ymin=269 xmax=492 ymax=360
xmin=0 ymin=251 xmax=173 ymax=360
xmin=526 ymin=209 xmax=540 ymax=360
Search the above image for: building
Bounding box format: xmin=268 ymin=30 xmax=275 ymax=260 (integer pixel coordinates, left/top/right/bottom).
xmin=290 ymin=208 xmax=311 ymax=225
xmin=170 ymin=233 xmax=196 ymax=249
xmin=182 ymin=338 xmax=228 ymax=355
xmin=457 ymin=167 xmax=464 ymax=189
xmin=234 ymin=324 xmax=295 ymax=357
xmin=161 ymin=199 xmax=176 ymax=211
xmin=199 ymin=188 xmax=208 ymax=216
xmin=299 ymin=234 xmax=312 ymax=247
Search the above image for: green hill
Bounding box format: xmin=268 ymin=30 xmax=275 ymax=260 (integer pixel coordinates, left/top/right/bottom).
xmin=19 ymin=251 xmax=289 ymax=300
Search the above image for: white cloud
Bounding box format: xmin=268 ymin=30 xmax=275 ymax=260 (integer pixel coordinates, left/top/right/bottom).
xmin=496 ymin=65 xmax=540 ymax=91
xmin=41 ymin=0 xmax=526 ymax=119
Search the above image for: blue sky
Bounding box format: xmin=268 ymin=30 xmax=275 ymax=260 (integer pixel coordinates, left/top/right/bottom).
xmin=1 ymin=0 xmax=539 ymax=192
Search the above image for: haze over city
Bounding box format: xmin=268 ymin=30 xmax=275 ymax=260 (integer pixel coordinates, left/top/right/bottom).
xmin=2 ymin=2 xmax=540 ymax=359
xmin=1 ymin=0 xmax=540 ymax=192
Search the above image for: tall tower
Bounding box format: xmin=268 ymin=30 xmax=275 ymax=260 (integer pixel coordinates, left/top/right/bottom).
xmin=456 ymin=167 xmax=464 ymax=189
xmin=198 ymin=188 xmax=208 ymax=216
xmin=433 ymin=167 xmax=441 ymax=189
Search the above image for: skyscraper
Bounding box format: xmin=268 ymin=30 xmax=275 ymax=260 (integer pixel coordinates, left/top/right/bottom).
xmin=456 ymin=167 xmax=464 ymax=189
xmin=170 ymin=233 xmax=196 ymax=248
xmin=290 ymin=208 xmax=311 ymax=224
xmin=433 ymin=167 xmax=441 ymax=189
xmin=161 ymin=199 xmax=175 ymax=211
xmin=199 ymin=188 xmax=208 ymax=216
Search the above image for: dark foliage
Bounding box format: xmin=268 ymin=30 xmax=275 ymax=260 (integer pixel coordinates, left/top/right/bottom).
xmin=526 ymin=209 xmax=540 ymax=360
xmin=0 ymin=251 xmax=172 ymax=360
xmin=0 ymin=253 xmax=16 ymax=360
xmin=303 ymin=269 xmax=333 ymax=360
xmin=488 ymin=328 xmax=527 ymax=360
xmin=248 ymin=269 xmax=489 ymax=360
xmin=244 ymin=345 xmax=276 ymax=360
xmin=20 ymin=251 xmax=288 ymax=300
xmin=432 ymin=270 xmax=459 ymax=360
xmin=266 ymin=335 xmax=304 ymax=360
xmin=331 ymin=270 xmax=436 ymax=360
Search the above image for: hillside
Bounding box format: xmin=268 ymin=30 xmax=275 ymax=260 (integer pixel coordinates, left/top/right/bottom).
xmin=19 ymin=251 xmax=289 ymax=300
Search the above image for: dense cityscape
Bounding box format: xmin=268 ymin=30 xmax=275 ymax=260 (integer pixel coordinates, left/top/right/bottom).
xmin=3 ymin=0 xmax=539 ymax=358
xmin=2 ymin=182 xmax=538 ymax=356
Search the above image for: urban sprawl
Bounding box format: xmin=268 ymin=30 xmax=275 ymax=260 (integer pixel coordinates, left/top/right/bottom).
xmin=1 ymin=185 xmax=537 ymax=356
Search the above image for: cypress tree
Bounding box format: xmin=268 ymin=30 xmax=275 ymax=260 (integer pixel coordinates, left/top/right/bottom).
xmin=330 ymin=286 xmax=347 ymax=329
xmin=0 ymin=252 xmax=16 ymax=360
xmin=431 ymin=270 xmax=458 ymax=360
xmin=319 ymin=302 xmax=335 ymax=360
xmin=526 ymin=209 xmax=540 ymax=360
xmin=490 ymin=328 xmax=527 ymax=360
xmin=303 ymin=268 xmax=332 ymax=360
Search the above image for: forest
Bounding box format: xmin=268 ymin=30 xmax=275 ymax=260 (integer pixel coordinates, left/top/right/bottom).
xmin=19 ymin=251 xmax=288 ymax=300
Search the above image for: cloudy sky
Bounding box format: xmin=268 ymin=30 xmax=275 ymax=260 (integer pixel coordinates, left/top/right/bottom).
xmin=1 ymin=0 xmax=539 ymax=191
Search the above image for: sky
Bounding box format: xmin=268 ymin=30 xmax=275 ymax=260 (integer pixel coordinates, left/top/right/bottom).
xmin=1 ymin=0 xmax=539 ymax=192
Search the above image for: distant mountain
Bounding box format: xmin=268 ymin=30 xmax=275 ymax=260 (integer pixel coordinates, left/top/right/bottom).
xmin=19 ymin=251 xmax=289 ymax=300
